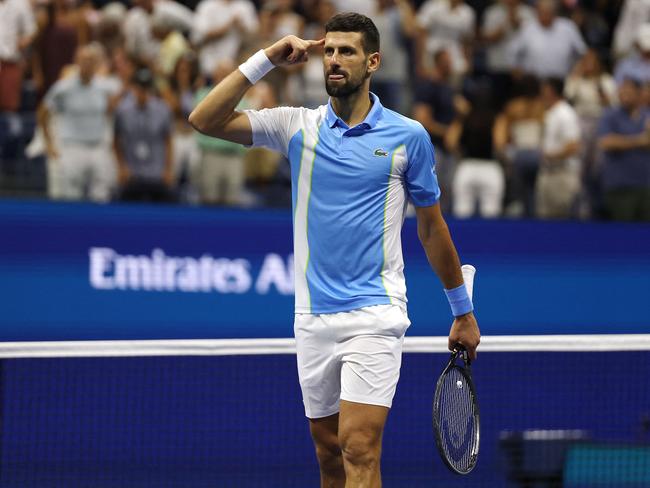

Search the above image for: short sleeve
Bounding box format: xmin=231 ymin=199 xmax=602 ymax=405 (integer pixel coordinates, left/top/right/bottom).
xmin=404 ymin=125 xmax=441 ymax=207
xmin=243 ymin=107 xmax=301 ymax=157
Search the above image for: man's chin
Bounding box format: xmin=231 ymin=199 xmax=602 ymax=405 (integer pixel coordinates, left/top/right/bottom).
xmin=325 ymin=82 xmax=359 ymax=98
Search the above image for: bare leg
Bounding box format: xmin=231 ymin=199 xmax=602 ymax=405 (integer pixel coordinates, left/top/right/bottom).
xmin=338 ymin=400 xmax=389 ymax=488
xmin=309 ymin=413 xmax=346 ymax=488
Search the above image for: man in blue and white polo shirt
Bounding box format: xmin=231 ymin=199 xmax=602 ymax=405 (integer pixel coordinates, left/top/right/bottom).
xmin=190 ymin=12 xmax=480 ymax=487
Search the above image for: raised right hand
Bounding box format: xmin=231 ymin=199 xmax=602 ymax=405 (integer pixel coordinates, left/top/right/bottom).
xmin=264 ymin=35 xmax=325 ymax=67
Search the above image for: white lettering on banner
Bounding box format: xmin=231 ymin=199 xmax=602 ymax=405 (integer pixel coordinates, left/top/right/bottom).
xmin=88 ymin=247 xmax=293 ymax=295
xmin=255 ymin=253 xmax=294 ymax=295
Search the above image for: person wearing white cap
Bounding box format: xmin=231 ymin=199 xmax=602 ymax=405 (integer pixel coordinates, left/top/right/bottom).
xmin=615 ymin=23 xmax=650 ymax=85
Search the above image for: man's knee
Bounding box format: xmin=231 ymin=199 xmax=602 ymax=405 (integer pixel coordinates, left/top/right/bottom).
xmin=339 ymin=429 xmax=381 ymax=468
xmin=315 ymin=440 xmax=343 ymax=472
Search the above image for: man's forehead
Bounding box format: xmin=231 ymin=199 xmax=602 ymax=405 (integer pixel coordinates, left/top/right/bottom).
xmin=324 ymin=31 xmax=364 ymax=48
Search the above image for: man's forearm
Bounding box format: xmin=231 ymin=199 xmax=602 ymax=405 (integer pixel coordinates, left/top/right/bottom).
xmin=598 ymin=133 xmax=649 ymax=151
xmin=188 ymin=69 xmax=251 ymax=136
xmin=418 ymin=217 xmax=464 ymax=290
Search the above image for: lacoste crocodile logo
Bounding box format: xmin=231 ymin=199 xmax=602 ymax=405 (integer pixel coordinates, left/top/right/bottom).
xmin=374 ymin=148 xmax=389 ymax=157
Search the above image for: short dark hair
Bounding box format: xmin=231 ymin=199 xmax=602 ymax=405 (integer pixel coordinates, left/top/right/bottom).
xmin=325 ymin=12 xmax=380 ymax=54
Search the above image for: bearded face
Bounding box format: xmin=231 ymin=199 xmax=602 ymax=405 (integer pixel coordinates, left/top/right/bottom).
xmin=323 ymin=31 xmax=377 ymax=98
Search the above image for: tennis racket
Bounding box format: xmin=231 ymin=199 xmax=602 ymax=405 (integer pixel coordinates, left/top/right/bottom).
xmin=433 ymin=264 xmax=480 ymax=475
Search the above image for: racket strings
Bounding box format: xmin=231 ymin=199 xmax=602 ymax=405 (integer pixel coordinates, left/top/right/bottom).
xmin=438 ymin=367 xmax=478 ymax=472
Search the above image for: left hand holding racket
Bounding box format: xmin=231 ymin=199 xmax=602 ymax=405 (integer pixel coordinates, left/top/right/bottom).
xmin=448 ymin=265 xmax=480 ymax=360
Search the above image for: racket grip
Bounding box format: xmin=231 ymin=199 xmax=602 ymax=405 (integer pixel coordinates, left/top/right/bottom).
xmin=461 ymin=264 xmax=476 ymax=301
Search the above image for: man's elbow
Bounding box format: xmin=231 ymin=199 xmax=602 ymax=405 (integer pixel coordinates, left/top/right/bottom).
xmin=188 ymin=109 xmax=206 ymax=134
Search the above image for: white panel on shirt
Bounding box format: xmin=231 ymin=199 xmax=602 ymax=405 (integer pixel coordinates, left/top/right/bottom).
xmin=381 ymin=144 xmax=409 ymax=303
xmin=244 ymin=105 xmax=327 ymax=311
xmin=243 ymin=106 xmax=325 ymax=158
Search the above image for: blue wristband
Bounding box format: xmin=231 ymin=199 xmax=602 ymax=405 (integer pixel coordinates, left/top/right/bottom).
xmin=444 ymin=283 xmax=474 ymax=317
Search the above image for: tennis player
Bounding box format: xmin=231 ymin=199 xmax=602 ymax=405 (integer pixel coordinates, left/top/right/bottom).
xmin=190 ymin=12 xmax=480 ymax=488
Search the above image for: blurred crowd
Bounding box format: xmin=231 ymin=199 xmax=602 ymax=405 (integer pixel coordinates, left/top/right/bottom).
xmin=0 ymin=0 xmax=649 ymax=221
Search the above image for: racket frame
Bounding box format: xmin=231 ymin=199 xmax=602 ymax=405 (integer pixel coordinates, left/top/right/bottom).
xmin=433 ymin=349 xmax=481 ymax=475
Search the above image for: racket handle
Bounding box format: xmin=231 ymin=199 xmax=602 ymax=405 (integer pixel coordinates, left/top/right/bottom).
xmin=461 ymin=264 xmax=476 ymax=301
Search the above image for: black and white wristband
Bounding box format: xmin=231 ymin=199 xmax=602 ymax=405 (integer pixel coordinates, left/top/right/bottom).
xmin=238 ymin=49 xmax=275 ymax=85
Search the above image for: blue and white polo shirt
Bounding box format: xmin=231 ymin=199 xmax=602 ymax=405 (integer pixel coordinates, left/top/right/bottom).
xmin=244 ymin=93 xmax=440 ymax=314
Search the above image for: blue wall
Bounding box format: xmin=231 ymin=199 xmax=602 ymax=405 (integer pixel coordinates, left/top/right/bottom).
xmin=2 ymin=352 xmax=649 ymax=487
xmin=0 ymin=200 xmax=649 ymax=341
xmin=1 ymin=200 xmax=649 ymax=486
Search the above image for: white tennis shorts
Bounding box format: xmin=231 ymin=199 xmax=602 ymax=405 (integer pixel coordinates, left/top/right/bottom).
xmin=294 ymin=303 xmax=411 ymax=419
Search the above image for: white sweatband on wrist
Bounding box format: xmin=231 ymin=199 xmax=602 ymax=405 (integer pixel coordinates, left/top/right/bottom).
xmin=238 ymin=49 xmax=275 ymax=84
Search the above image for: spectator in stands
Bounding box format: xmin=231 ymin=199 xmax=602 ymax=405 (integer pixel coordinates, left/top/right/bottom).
xmin=194 ymin=59 xmax=246 ymax=205
xmin=260 ymin=0 xmax=304 ymax=40
xmin=510 ymin=0 xmax=586 ymax=79
xmin=568 ymin=3 xmax=610 ymax=60
xmin=113 ymin=67 xmax=175 ymax=202
xmin=446 ymin=83 xmax=504 ymax=218
xmin=123 ymin=0 xmax=158 ymax=66
xmin=38 ymin=43 xmax=116 ymax=202
xmin=0 ymin=0 xmax=37 ymax=112
xmin=612 ymin=0 xmax=650 ymax=60
xmin=597 ymin=77 xmax=650 ymax=221
xmin=565 ymin=48 xmax=618 ymax=217
xmin=160 ymin=52 xmax=201 ymax=203
xmin=191 ymin=0 xmax=258 ymax=77
xmin=151 ymin=8 xmax=191 ymax=79
xmin=301 ymin=0 xmax=334 ymax=108
xmin=615 ymin=24 xmax=650 ymax=85
xmin=536 ymin=78 xmax=582 ymax=219
xmin=259 ymin=0 xmax=305 ymax=104
xmin=94 ymin=2 xmax=126 ymax=58
xmin=481 ymin=0 xmax=535 ymax=107
xmin=416 ymin=0 xmax=476 ymax=80
xmin=413 ymin=48 xmax=469 ymax=213
xmin=32 ymin=0 xmax=87 ymax=99
xmin=493 ymin=75 xmax=545 ymax=217
xmin=370 ymin=0 xmax=417 ymax=112
xmin=331 ymin=0 xmax=376 ymax=17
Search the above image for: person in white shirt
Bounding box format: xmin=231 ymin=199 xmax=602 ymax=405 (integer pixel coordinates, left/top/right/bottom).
xmin=371 ymin=0 xmax=417 ymax=112
xmin=612 ymin=0 xmax=650 ymax=60
xmin=536 ymin=78 xmax=582 ymax=219
xmin=510 ymin=0 xmax=586 ymax=79
xmin=191 ymin=0 xmax=259 ymax=77
xmin=123 ymin=0 xmax=158 ymax=65
xmin=0 ymin=0 xmax=36 ymax=111
xmin=565 ymin=48 xmax=617 ymax=211
xmin=38 ymin=44 xmax=117 ymax=202
xmin=416 ymin=0 xmax=476 ymax=78
xmin=481 ymin=0 xmax=534 ymax=106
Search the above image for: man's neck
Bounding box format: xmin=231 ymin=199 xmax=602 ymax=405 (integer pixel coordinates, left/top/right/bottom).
xmin=330 ymin=88 xmax=372 ymax=127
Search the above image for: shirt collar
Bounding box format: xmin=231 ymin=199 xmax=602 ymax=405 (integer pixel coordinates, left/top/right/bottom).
xmin=326 ymin=92 xmax=383 ymax=130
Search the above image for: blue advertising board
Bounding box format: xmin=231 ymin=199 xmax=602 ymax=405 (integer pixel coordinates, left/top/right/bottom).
xmin=0 ymin=199 xmax=649 ymax=341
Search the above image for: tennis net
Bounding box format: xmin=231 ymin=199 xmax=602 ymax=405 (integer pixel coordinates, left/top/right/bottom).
xmin=0 ymin=335 xmax=648 ymax=487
